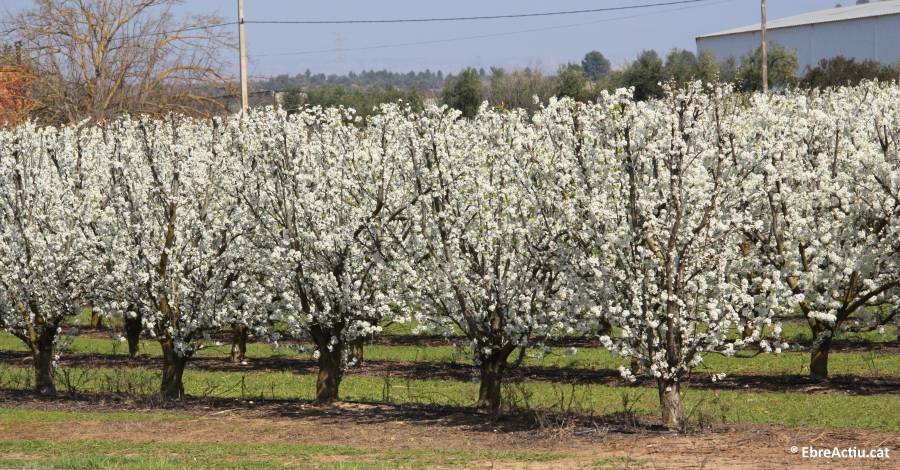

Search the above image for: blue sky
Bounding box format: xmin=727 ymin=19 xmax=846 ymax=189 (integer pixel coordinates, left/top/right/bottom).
xmin=0 ymin=0 xmax=855 ymax=76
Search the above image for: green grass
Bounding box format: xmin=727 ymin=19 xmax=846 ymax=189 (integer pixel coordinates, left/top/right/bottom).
xmin=0 ymin=407 xmax=563 ymax=469
xmin=379 ymin=320 xmax=433 ymax=336
xmin=1 ymin=364 xmax=898 ymax=431
xmin=0 ymin=408 xmax=188 ymax=425
xmin=0 ymin=438 xmax=564 ymax=469
xmin=387 ymin=318 xmax=899 ymax=342
xmin=3 ymin=333 xmax=897 ymax=378
xmin=366 ymin=344 xmax=900 ymax=377
xmin=71 ymin=307 xmax=121 ymax=329
xmin=57 ymin=311 xmax=900 ymax=342
xmin=380 ymin=317 xmax=899 ymax=341
xmin=777 ymin=320 xmax=897 ymax=344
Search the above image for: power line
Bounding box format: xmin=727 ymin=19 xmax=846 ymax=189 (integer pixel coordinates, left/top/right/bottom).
xmin=252 ymin=0 xmax=735 ymax=58
xmin=112 ymin=21 xmax=237 ymax=42
xmin=7 ymin=0 xmax=717 ymax=55
xmin=245 ymin=0 xmax=715 ymax=25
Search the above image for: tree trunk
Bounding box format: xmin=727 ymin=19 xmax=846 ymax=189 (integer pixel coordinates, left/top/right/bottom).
xmin=741 ymin=323 xmax=754 ymax=339
xmin=658 ymin=379 xmax=684 ymax=431
xmin=597 ymin=317 xmax=612 ymax=336
xmin=630 ymin=357 xmax=644 ymax=375
xmin=230 ymin=324 xmax=249 ymax=363
xmin=810 ymin=333 xmax=832 ymax=380
xmin=123 ymin=311 xmax=142 ymax=358
xmin=349 ymin=337 xmax=364 ymax=364
xmin=160 ymin=339 xmax=188 ymax=400
xmin=477 ymin=349 xmax=512 ymax=414
xmin=315 ymin=345 xmax=344 ymax=403
xmin=33 ymin=327 xmax=57 ymax=396
xmin=89 ymin=306 xmax=103 ymax=330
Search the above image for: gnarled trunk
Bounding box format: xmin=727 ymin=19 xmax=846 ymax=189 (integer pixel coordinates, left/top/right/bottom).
xmin=309 ymin=322 xmax=345 ymax=403
xmin=230 ymin=324 xmax=249 ymax=363
xmin=476 ymin=348 xmax=514 ymax=414
xmin=123 ymin=311 xmax=142 ymax=358
xmin=160 ymin=339 xmax=188 ymax=400
xmin=658 ymin=379 xmax=683 ymax=431
xmin=315 ymin=345 xmax=343 ymax=403
xmin=33 ymin=326 xmax=57 ymax=396
xmin=810 ymin=333 xmax=832 ymax=380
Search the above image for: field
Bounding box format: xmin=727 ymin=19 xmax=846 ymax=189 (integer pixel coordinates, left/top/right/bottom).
xmin=1 ymin=322 xmax=898 ymax=469
xmin=2 ymin=81 xmax=899 ymax=469
xmin=2 ymin=399 xmax=897 ymax=469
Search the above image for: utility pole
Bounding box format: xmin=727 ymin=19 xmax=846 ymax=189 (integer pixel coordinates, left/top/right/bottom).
xmin=760 ymin=0 xmax=768 ymax=93
xmin=238 ymin=0 xmax=249 ymax=114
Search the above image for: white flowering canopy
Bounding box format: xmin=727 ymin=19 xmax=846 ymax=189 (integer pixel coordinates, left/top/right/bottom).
xmin=559 ymin=84 xmax=790 ymax=383
xmin=746 ymin=83 xmax=899 ymax=335
xmin=234 ymin=106 xmax=418 ymax=363
xmin=0 ymin=81 xmax=895 ymax=404
xmin=98 ymin=116 xmax=270 ymax=357
xmin=401 ymin=104 xmax=583 ymax=362
xmin=0 ymin=122 xmax=106 ymax=343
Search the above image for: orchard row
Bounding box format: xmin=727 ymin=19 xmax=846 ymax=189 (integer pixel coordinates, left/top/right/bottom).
xmin=0 ymin=82 xmax=897 ymax=429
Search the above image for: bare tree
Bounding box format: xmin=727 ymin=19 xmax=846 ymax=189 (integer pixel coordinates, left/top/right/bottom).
xmin=0 ymin=44 xmax=37 ymax=126
xmin=4 ymin=0 xmax=234 ymax=123
xmin=484 ymin=66 xmax=553 ymax=114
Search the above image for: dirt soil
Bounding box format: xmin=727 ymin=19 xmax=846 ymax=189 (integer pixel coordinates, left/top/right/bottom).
xmin=2 ymin=350 xmax=898 ymax=395
xmin=0 ymin=390 xmax=896 ymax=469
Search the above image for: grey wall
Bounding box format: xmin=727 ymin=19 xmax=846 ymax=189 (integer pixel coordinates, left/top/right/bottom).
xmin=696 ymin=14 xmax=900 ymax=71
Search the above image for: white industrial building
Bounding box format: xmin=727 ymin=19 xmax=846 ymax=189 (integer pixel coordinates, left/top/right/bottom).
xmin=696 ymin=1 xmax=900 ymax=71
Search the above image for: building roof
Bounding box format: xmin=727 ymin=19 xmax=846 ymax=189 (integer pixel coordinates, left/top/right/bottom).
xmin=697 ymin=0 xmax=900 ymax=38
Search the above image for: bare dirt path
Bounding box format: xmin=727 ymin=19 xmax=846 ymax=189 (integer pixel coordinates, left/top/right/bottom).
xmin=0 ymin=391 xmax=896 ymax=469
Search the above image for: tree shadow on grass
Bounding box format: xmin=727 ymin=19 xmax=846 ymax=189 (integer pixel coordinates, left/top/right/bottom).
xmin=0 ymin=386 xmax=673 ymax=436
xmin=1 ymin=350 xmax=897 ymax=395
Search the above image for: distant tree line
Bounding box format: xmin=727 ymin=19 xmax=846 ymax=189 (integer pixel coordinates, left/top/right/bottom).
xmin=277 ymin=47 xmax=900 ymax=120
xmin=256 ymin=69 xmax=447 ymax=93
xmin=800 ymin=55 xmax=899 ymax=88
xmin=440 ymin=48 xmax=899 ymax=118
xmin=441 ymin=47 xmax=794 ymax=116
xmin=4 ymin=0 xmax=898 ymax=125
